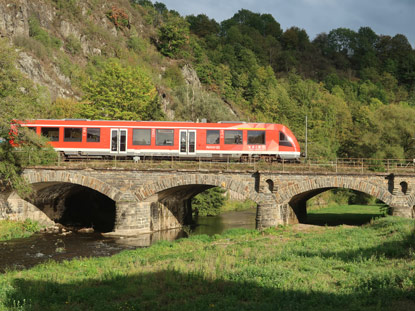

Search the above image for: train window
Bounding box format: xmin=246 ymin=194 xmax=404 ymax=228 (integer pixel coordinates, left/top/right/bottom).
xmin=133 ymin=129 xmax=151 ymax=145
xmin=156 ymin=129 xmax=174 ymax=146
xmin=206 ymin=130 xmax=220 ymax=144
xmin=279 ymin=131 xmax=293 ymax=147
xmin=64 ymin=128 xmax=82 ymax=142
xmin=248 ymin=131 xmax=265 ymax=145
xmin=27 ymin=127 xmax=36 ymax=132
xmin=224 ymin=130 xmax=243 ymax=144
xmin=41 ymin=127 xmax=59 ymax=141
xmin=87 ymin=128 xmax=100 ymax=142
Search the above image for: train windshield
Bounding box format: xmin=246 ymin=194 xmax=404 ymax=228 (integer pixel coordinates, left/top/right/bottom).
xmin=279 ymin=131 xmax=293 ymax=147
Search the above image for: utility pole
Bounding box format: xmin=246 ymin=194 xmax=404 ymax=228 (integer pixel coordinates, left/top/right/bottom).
xmin=305 ymin=115 xmax=308 ymax=161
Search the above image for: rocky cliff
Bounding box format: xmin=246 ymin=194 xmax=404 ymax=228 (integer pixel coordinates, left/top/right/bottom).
xmin=0 ymin=0 xmax=147 ymax=99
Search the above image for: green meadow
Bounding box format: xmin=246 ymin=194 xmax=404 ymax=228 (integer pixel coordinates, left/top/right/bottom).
xmin=0 ymin=207 xmax=414 ymax=311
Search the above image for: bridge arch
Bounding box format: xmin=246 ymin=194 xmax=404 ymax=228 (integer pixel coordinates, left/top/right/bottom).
xmin=19 ymin=169 xmax=126 ymax=232
xmin=275 ymin=176 xmax=393 ymax=205
xmin=135 ymin=173 xmax=260 ymax=204
xmin=22 ymin=170 xmax=124 ymax=201
xmin=273 ymin=176 xmax=393 ymax=223
xmin=134 ymin=173 xmax=262 ymax=232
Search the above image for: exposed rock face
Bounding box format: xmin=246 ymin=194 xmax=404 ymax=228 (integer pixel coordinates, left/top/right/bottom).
xmin=181 ymin=64 xmax=201 ymax=88
xmin=17 ymin=51 xmax=74 ymax=99
xmin=0 ymin=0 xmax=73 ymax=98
xmin=0 ymin=0 xmax=117 ymax=99
xmin=0 ymin=1 xmax=31 ymax=37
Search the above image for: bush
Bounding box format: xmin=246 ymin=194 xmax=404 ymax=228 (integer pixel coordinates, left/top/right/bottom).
xmin=0 ymin=219 xmax=41 ymax=241
xmin=65 ymin=34 xmax=82 ymax=55
xmin=106 ymin=6 xmax=130 ymax=30
xmin=29 ymin=17 xmax=62 ymax=49
xmin=13 ymin=35 xmax=49 ymax=60
xmin=162 ymin=65 xmax=185 ymax=89
xmin=127 ymin=36 xmax=145 ymax=52
xmin=192 ymin=187 xmax=226 ymax=216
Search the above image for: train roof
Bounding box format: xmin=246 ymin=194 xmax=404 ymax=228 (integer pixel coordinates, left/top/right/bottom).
xmin=18 ymin=119 xmax=287 ymax=130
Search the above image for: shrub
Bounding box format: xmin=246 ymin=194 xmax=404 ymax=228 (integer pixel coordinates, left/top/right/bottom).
xmin=13 ymin=35 xmax=49 ymax=60
xmin=28 ymin=17 xmax=62 ymax=49
xmin=65 ymin=34 xmax=82 ymax=55
xmin=106 ymin=6 xmax=130 ymax=30
xmin=162 ymin=65 xmax=185 ymax=89
xmin=192 ymin=187 xmax=226 ymax=216
xmin=127 ymin=36 xmax=145 ymax=52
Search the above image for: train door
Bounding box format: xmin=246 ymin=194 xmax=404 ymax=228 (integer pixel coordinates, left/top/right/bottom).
xmin=110 ymin=129 xmax=128 ymax=155
xmin=179 ymin=130 xmax=196 ymax=155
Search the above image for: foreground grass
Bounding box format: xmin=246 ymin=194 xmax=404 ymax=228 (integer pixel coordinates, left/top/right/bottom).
xmin=0 ymin=216 xmax=414 ymax=311
xmin=0 ymin=220 xmax=41 ymax=242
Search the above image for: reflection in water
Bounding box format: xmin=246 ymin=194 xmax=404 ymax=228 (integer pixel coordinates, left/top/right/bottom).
xmin=0 ymin=208 xmax=257 ymax=272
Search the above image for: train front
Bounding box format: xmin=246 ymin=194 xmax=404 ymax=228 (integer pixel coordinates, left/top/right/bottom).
xmin=277 ymin=125 xmax=301 ymax=161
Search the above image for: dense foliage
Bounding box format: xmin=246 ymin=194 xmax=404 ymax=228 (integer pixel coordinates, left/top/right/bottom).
xmin=131 ymin=2 xmax=415 ymax=159
xmin=0 ymin=39 xmax=57 ymax=194
xmin=179 ymin=9 xmax=415 ymax=159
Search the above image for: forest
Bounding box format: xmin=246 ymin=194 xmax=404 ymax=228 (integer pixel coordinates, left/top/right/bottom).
xmin=1 ymin=0 xmax=415 ymax=191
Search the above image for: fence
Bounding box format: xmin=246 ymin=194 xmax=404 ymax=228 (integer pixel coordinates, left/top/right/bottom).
xmin=18 ymin=152 xmax=415 ymax=174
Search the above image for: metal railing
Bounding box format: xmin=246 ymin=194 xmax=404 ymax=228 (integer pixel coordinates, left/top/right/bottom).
xmin=18 ymin=153 xmax=415 ymax=175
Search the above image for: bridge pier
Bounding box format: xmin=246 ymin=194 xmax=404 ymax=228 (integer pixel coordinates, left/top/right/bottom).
xmin=389 ymin=195 xmax=414 ymax=218
xmin=113 ymin=193 xmax=192 ymax=234
xmin=113 ymin=192 xmax=151 ymax=233
xmin=256 ymin=194 xmax=299 ymax=229
xmin=149 ymin=197 xmax=192 ymax=232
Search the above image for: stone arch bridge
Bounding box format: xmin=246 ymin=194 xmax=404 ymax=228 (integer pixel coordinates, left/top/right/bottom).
xmin=1 ymin=167 xmax=414 ymax=233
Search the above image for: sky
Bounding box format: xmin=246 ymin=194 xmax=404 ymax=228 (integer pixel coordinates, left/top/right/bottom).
xmin=160 ymin=0 xmax=415 ymax=47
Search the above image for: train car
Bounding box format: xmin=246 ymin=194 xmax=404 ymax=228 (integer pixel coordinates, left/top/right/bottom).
xmin=17 ymin=119 xmax=301 ymax=161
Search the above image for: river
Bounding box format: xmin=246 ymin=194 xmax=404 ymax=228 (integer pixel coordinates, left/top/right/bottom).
xmin=0 ymin=208 xmax=257 ymax=272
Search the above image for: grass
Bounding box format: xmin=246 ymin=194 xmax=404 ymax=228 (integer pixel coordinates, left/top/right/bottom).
xmin=307 ymin=204 xmax=389 ymax=226
xmin=221 ymin=198 xmax=256 ymax=213
xmin=0 ymin=219 xmax=41 ymax=242
xmin=0 ymin=216 xmax=414 ymax=310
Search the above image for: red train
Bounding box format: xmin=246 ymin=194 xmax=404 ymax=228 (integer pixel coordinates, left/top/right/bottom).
xmin=17 ymin=119 xmax=301 ymax=161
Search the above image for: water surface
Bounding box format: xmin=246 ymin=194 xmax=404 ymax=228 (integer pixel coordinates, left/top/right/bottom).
xmin=0 ymin=208 xmax=257 ymax=272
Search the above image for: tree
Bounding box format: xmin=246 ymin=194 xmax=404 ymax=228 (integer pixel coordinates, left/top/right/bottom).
xmin=353 ymin=26 xmax=379 ymax=70
xmin=282 ymin=27 xmax=310 ymax=51
xmin=172 ymin=85 xmax=235 ymax=122
xmin=81 ymin=60 xmax=162 ymax=120
xmin=374 ymin=104 xmax=415 ymax=159
xmin=0 ymin=39 xmax=56 ymax=194
xmin=47 ymin=98 xmax=83 ymax=119
xmin=186 ymin=14 xmax=220 ymax=38
xmin=221 ymin=9 xmax=282 ymax=39
xmin=157 ymin=15 xmax=190 ymax=58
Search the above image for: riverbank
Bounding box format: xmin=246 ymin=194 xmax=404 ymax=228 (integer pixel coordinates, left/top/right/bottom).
xmin=1 ymin=216 xmax=414 ymax=311
xmin=0 ymin=219 xmax=41 ymax=242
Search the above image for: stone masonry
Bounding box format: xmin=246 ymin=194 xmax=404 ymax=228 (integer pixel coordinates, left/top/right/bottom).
xmin=0 ymin=168 xmax=414 ymax=233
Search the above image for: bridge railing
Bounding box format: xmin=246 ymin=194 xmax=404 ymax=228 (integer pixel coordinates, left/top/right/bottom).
xmin=20 ymin=153 xmax=415 ymax=174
